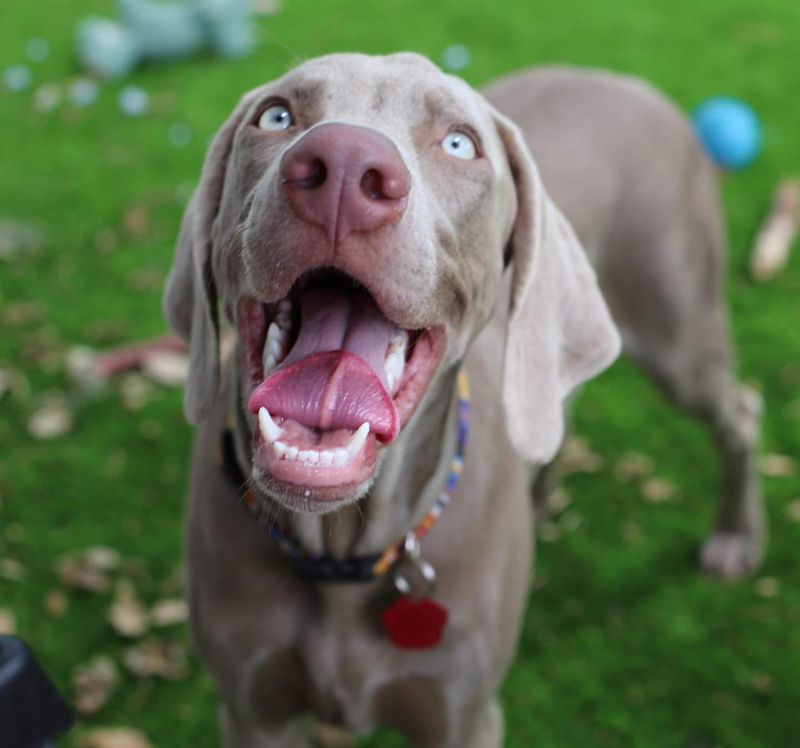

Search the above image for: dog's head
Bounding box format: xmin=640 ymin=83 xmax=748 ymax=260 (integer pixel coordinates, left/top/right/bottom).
xmin=164 ymin=53 xmax=619 ymax=511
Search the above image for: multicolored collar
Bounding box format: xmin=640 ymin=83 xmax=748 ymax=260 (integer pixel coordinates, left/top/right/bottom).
xmin=221 ymin=371 xmax=470 ymax=584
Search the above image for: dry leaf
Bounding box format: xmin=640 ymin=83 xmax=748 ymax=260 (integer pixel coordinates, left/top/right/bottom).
xmin=752 ymin=671 xmax=775 ymax=694
xmin=538 ymin=521 xmax=560 ymax=543
xmin=120 ymin=374 xmax=153 ymax=411
xmin=86 ymin=546 xmax=121 ymax=573
xmin=0 ymin=369 xmax=10 ymax=401
xmin=44 ymin=589 xmax=69 ymax=618
xmin=0 ymin=219 xmax=44 ymax=261
xmin=73 ymin=656 xmax=120 ymax=715
xmin=755 ymin=576 xmax=780 ymax=598
xmin=546 ymin=487 xmax=571 ymax=515
xmin=122 ymin=637 xmax=188 ymax=680
xmin=0 ymin=608 xmax=16 ymax=634
xmin=78 ymin=727 xmax=153 ymax=748
xmin=21 ymin=326 xmax=63 ymax=370
xmin=760 ymin=454 xmax=797 ymax=477
xmin=123 ymin=205 xmax=151 ymax=238
xmin=27 ymin=397 xmax=74 ymax=439
xmin=3 ymin=301 xmax=46 ymax=326
xmin=56 ymin=555 xmax=111 ymax=594
xmin=0 ymin=557 xmax=25 ymax=581
xmin=558 ymin=436 xmax=603 ymax=475
xmin=128 ymin=268 xmax=163 ymax=292
xmin=159 ymin=563 xmax=185 ymax=596
xmin=142 ymin=350 xmax=188 ymax=387
xmin=641 ymin=477 xmax=677 ymax=503
xmin=108 ymin=581 xmax=150 ymax=638
xmin=559 ymin=509 xmax=583 ymax=532
xmin=620 ymin=521 xmax=643 ymax=543
xmin=0 ymin=367 xmax=31 ymax=403
xmin=67 ymin=346 xmax=107 ymax=393
xmin=94 ymin=228 xmax=119 ymax=254
xmin=252 ymin=0 xmax=283 ymax=15
xmin=750 ymin=179 xmax=799 ymax=281
xmin=4 ymin=522 xmax=25 ymax=544
xmin=150 ymin=598 xmax=188 ymax=627
xmin=614 ymin=452 xmax=655 ymax=482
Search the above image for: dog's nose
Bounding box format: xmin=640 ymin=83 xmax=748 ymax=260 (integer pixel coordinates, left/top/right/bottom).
xmin=280 ymin=123 xmax=410 ymax=243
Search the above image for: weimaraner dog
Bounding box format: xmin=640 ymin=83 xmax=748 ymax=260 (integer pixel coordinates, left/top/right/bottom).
xmin=164 ymin=53 xmax=763 ymax=747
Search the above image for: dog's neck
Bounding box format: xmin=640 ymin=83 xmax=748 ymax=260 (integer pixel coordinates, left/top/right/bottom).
xmin=257 ymin=366 xmax=462 ymax=560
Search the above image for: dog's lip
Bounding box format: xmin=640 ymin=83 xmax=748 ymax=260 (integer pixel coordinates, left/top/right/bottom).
xmin=253 ymin=425 xmax=380 ymax=497
xmin=245 ymin=323 xmax=446 ymax=502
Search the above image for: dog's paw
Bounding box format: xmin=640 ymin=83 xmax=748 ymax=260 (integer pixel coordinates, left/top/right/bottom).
xmin=699 ymin=531 xmax=762 ymax=580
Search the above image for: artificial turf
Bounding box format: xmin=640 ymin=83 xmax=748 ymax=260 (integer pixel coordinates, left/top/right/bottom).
xmin=1 ymin=0 xmax=799 ymax=745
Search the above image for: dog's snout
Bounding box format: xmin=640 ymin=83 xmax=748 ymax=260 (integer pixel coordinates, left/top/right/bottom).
xmin=280 ymin=123 xmax=410 ymax=243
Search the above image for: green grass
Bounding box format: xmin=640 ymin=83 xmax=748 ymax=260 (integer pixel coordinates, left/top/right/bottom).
xmin=1 ymin=0 xmax=799 ymax=745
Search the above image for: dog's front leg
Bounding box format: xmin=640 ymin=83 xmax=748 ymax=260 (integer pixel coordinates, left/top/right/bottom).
xmin=460 ymin=699 xmax=504 ymax=748
xmin=220 ymin=701 xmax=312 ymax=748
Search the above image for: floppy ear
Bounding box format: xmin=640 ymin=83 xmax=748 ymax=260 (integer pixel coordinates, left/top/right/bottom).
xmin=492 ymin=109 xmax=621 ymax=464
xmin=163 ymin=95 xmax=253 ymax=424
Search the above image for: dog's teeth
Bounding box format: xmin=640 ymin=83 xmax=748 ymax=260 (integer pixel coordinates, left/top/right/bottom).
xmin=332 ymin=448 xmax=348 ymax=466
xmin=346 ymin=422 xmax=370 ymax=459
xmin=384 ymin=333 xmax=408 ymax=394
xmin=273 ymin=440 xmax=287 ymax=458
xmin=319 ymin=450 xmax=334 ymax=466
xmin=298 ymin=449 xmax=320 ymax=465
xmin=263 ymin=318 xmax=291 ymax=375
xmin=268 ymin=337 xmax=283 ymax=358
xmin=258 ymin=407 xmax=284 ymax=443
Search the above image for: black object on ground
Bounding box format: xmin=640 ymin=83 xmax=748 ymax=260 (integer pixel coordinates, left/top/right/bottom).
xmin=0 ymin=635 xmax=73 ymax=748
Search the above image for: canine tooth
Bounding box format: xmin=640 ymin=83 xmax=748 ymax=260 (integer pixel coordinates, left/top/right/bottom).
xmin=273 ymin=440 xmax=287 ymax=458
xmin=332 ymin=448 xmax=348 ymax=466
xmin=385 ymin=335 xmax=407 ymax=394
xmin=286 ymin=446 xmax=299 ymax=461
xmin=385 ymin=333 xmax=408 ymax=392
xmin=263 ymin=354 xmax=277 ymax=373
xmin=268 ymin=338 xmax=283 ymax=358
xmin=258 ymin=407 xmax=284 ymax=442
xmin=266 ymin=322 xmax=281 ymax=347
xmin=319 ymin=450 xmax=334 ymax=466
xmin=346 ymin=422 xmax=370 ymax=459
xmin=299 ymin=449 xmax=319 ymax=465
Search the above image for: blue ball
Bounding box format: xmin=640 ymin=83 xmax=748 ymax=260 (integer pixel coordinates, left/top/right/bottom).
xmin=693 ymin=97 xmax=762 ymax=171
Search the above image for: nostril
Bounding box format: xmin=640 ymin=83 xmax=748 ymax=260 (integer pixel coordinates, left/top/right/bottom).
xmin=360 ymin=169 xmax=385 ymax=201
xmin=284 ymin=158 xmax=327 ymax=190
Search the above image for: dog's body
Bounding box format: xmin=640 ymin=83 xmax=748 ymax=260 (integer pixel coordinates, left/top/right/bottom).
xmin=167 ymin=55 xmax=762 ymax=747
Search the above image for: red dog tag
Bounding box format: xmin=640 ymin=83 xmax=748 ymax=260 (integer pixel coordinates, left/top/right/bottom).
xmin=382 ymin=597 xmax=448 ymax=649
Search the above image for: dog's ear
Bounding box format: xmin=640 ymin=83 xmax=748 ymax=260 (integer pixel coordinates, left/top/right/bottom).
xmin=491 ymin=109 xmax=621 ymax=463
xmin=163 ymin=94 xmax=253 ymax=424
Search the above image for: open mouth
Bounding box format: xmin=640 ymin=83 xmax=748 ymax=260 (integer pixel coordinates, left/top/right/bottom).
xmin=238 ymin=270 xmax=446 ymax=501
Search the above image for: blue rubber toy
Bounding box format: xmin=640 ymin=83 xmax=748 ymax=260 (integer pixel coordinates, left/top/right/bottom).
xmin=77 ymin=0 xmax=255 ymax=80
xmin=693 ymin=97 xmax=762 ymax=171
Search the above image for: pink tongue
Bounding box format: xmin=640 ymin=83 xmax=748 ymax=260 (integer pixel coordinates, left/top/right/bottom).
xmin=248 ymin=289 xmax=401 ymax=442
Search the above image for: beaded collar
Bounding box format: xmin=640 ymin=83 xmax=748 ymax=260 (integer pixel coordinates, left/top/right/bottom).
xmin=221 ymin=372 xmax=470 ymax=584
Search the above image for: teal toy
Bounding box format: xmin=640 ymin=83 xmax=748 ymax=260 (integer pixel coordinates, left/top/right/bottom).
xmin=77 ymin=0 xmax=255 ymax=80
xmin=692 ymin=97 xmax=762 ymax=171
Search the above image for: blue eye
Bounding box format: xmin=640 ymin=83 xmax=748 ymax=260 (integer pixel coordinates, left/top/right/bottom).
xmin=441 ymin=131 xmax=477 ymax=160
xmin=258 ymin=105 xmax=293 ymax=131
